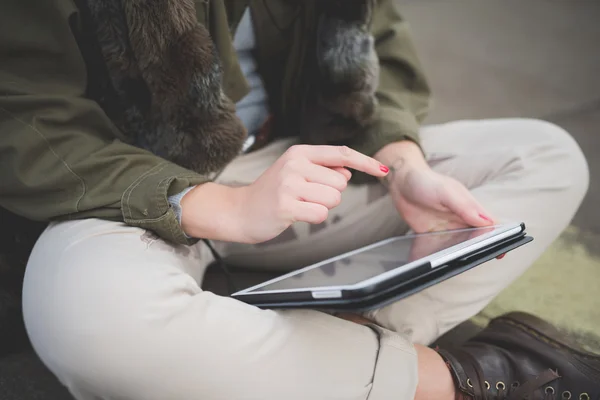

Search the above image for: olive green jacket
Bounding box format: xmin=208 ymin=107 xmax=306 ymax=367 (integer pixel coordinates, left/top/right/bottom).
xmin=0 ymin=0 xmax=430 ymax=245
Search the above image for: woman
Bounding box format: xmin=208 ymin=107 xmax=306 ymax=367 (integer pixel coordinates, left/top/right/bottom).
xmin=1 ymin=0 xmax=597 ymax=398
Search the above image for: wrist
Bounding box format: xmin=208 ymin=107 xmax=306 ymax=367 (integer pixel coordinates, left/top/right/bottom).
xmin=375 ymin=140 xmax=429 ymax=187
xmin=180 ymin=182 xmax=247 ymax=242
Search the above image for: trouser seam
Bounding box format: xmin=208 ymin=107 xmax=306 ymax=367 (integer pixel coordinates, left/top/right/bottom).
xmin=363 ymin=323 xmax=416 ymax=399
xmin=364 ymin=324 xmax=384 ymax=400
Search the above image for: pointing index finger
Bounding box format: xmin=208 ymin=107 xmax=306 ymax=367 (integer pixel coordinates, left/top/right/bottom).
xmin=299 ymin=145 xmax=389 ymax=178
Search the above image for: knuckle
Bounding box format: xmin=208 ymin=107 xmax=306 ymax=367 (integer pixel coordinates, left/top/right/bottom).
xmin=279 ymin=174 xmax=296 ymax=190
xmin=339 ymin=145 xmax=353 ymax=157
xmin=285 ymin=144 xmax=306 ymax=159
xmin=282 ymin=158 xmax=300 ymax=173
xmin=275 ymin=193 xmax=291 ymax=216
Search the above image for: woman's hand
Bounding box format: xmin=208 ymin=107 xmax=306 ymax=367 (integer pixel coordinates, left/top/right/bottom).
xmin=234 ymin=145 xmax=390 ymax=243
xmin=390 ymin=166 xmax=495 ymax=233
xmin=376 ymin=141 xmax=495 ymax=233
xmin=181 ymin=145 xmax=389 ymax=243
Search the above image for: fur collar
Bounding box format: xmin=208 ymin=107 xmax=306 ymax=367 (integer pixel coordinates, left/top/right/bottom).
xmin=84 ymin=0 xmax=379 ymax=174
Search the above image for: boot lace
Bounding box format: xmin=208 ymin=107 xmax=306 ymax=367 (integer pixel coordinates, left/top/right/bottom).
xmin=456 ymin=349 xmax=561 ymax=399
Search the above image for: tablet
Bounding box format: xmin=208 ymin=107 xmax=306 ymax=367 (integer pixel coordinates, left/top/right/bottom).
xmin=231 ymin=222 xmax=532 ymax=311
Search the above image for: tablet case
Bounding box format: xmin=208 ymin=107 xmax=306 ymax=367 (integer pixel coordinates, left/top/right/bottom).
xmin=241 ymin=235 xmax=533 ymax=313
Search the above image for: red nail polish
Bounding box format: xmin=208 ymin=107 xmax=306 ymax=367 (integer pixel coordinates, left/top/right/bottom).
xmin=479 ymin=213 xmax=494 ymax=223
xmin=380 ymin=165 xmax=390 ymax=173
xmin=497 ymin=253 xmax=506 ymax=260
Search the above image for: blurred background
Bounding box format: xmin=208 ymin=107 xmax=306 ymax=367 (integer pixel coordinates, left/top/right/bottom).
xmin=399 ymin=0 xmax=600 ymax=351
xmin=1 ymin=1 xmax=599 ymax=398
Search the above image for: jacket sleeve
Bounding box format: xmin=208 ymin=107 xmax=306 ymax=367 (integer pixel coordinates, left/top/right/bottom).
xmin=0 ymin=0 xmax=208 ymax=245
xmin=348 ymin=0 xmax=432 ymax=162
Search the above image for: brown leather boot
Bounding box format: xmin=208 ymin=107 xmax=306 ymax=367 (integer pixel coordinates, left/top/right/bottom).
xmin=437 ymin=312 xmax=600 ymax=400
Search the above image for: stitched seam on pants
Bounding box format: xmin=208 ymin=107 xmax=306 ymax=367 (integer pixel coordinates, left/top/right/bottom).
xmin=382 ymin=341 xmax=418 ymax=354
xmin=364 ymin=325 xmax=382 ymax=399
xmin=363 ymin=324 xmax=417 ymax=399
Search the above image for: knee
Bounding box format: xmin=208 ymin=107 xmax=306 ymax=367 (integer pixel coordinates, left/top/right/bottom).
xmin=523 ymin=119 xmax=589 ymax=199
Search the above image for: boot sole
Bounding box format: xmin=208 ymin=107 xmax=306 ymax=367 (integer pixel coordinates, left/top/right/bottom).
xmin=494 ymin=312 xmax=600 ymax=359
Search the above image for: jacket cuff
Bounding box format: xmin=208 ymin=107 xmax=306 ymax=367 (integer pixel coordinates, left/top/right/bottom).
xmin=365 ymin=106 xmax=422 ymax=156
xmin=121 ymin=163 xmax=208 ymax=245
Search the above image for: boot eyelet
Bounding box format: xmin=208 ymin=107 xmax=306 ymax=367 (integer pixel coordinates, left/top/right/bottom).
xmin=467 ymin=379 xmax=473 ymax=388
xmin=511 ymin=382 xmax=520 ymax=389
xmin=545 ymin=387 xmax=555 ymax=395
xmin=485 ymin=381 xmax=490 ymax=390
xmin=496 ymin=382 xmax=506 ymax=391
xmin=562 ymin=392 xmax=572 ymax=399
xmin=579 ymin=394 xmax=589 ymax=400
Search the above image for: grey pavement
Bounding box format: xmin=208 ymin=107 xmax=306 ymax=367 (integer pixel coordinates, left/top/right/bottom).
xmin=550 ymin=103 xmax=600 ymax=239
xmin=2 ymin=1 xmax=599 ymax=399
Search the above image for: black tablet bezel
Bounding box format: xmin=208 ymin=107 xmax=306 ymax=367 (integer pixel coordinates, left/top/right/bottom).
xmin=232 ymin=231 xmax=532 ymax=312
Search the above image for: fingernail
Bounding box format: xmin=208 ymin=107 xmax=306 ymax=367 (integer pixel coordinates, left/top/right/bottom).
xmin=380 ymin=165 xmax=389 ymax=173
xmin=479 ymin=213 xmax=494 ymax=223
xmin=497 ymin=253 xmax=506 ymax=260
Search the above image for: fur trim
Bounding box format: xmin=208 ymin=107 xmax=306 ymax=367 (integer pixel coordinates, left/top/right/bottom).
xmin=84 ymin=0 xmax=247 ymax=174
xmin=301 ymin=0 xmax=380 ymax=144
xmin=82 ymin=0 xmax=377 ymax=170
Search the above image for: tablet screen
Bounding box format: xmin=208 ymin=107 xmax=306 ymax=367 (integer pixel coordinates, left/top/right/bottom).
xmin=246 ymin=226 xmax=502 ymax=292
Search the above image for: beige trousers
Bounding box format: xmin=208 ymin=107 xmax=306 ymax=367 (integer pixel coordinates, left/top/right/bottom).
xmin=22 ymin=119 xmax=588 ymax=400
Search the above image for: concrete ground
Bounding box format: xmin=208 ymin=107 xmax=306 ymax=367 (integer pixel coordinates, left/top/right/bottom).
xmin=398 ymin=0 xmax=600 ymax=352
xmin=1 ymin=1 xmax=599 ymax=399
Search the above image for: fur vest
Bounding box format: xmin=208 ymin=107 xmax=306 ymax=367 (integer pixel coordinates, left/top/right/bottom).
xmin=83 ymin=0 xmax=380 ymax=174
